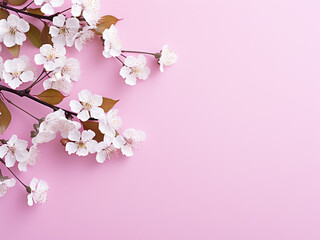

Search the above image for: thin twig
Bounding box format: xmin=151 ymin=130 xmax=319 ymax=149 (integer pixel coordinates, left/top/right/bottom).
xmin=0 ymin=84 xmax=97 ymax=121
xmin=116 ymin=56 xmax=125 ymax=65
xmin=0 ymin=158 xmax=30 ymax=192
xmin=1 ymin=93 xmax=40 ymax=121
xmin=122 ymin=50 xmax=156 ymax=56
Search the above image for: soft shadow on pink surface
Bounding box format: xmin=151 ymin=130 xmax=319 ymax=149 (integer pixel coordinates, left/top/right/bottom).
xmin=2 ymin=0 xmax=320 ymax=239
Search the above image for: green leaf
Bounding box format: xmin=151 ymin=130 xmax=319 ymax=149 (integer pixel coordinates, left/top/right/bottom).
xmin=82 ymin=121 xmax=104 ymax=142
xmin=36 ymin=89 xmax=66 ymax=105
xmin=100 ymin=98 xmax=119 ymax=112
xmin=27 ymin=8 xmax=44 ymax=16
xmin=93 ymin=15 xmax=120 ymax=35
xmin=0 ymin=8 xmax=9 ymax=20
xmin=27 ymin=23 xmax=42 ymax=48
xmin=0 ymin=99 xmax=11 ymax=134
xmin=41 ymin=22 xmax=53 ymax=45
xmin=7 ymin=0 xmax=27 ymax=6
xmin=8 ymin=45 xmax=20 ymax=57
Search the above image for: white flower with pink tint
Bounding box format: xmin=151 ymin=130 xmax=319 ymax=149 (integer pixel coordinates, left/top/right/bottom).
xmin=99 ymin=109 xmax=122 ymax=137
xmin=120 ymin=55 xmax=150 ymax=86
xmin=0 ymin=14 xmax=29 ymax=47
xmin=73 ymin=26 xmax=95 ymax=51
xmin=112 ymin=128 xmax=146 ymax=157
xmin=2 ymin=56 xmax=35 ymax=89
xmin=65 ymin=129 xmax=98 ymax=156
xmin=0 ymin=135 xmax=28 ymax=168
xmin=102 ymin=25 xmax=122 ymax=58
xmin=56 ymin=58 xmax=81 ymax=82
xmin=50 ymin=15 xmax=80 ymax=47
xmin=158 ymin=45 xmax=178 ymax=72
xmin=69 ymin=89 xmax=105 ymax=121
xmin=27 ymin=178 xmax=49 ymax=206
xmin=95 ymin=135 xmax=117 ymax=163
xmin=43 ymin=75 xmax=73 ymax=94
xmin=34 ymin=0 xmax=64 ymax=15
xmin=33 ymin=110 xmax=81 ymax=144
xmin=34 ymin=44 xmax=66 ymax=71
xmin=18 ymin=145 xmax=40 ymax=172
xmin=0 ymin=177 xmax=16 ymax=198
xmin=71 ymin=0 xmax=100 ymax=26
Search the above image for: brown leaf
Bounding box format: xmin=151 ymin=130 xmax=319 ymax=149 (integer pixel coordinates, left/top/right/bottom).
xmin=7 ymin=0 xmax=27 ymax=6
xmin=27 ymin=23 xmax=42 ymax=48
xmin=8 ymin=45 xmax=20 ymax=57
xmin=93 ymin=15 xmax=120 ymax=35
xmin=0 ymin=99 xmax=12 ymax=134
xmin=41 ymin=22 xmax=53 ymax=45
xmin=100 ymin=98 xmax=119 ymax=112
xmin=27 ymin=8 xmax=44 ymax=16
xmin=0 ymin=8 xmax=9 ymax=20
xmin=36 ymin=89 xmax=66 ymax=105
xmin=82 ymin=121 xmax=104 ymax=142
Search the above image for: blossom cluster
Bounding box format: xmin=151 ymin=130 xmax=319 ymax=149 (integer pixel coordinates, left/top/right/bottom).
xmin=0 ymin=0 xmax=177 ymax=206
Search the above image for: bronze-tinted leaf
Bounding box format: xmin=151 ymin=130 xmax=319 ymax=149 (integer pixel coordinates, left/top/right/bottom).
xmin=27 ymin=23 xmax=42 ymax=48
xmin=27 ymin=8 xmax=44 ymax=16
xmin=36 ymin=89 xmax=66 ymax=105
xmin=100 ymin=98 xmax=119 ymax=112
xmin=0 ymin=99 xmax=11 ymax=134
xmin=8 ymin=45 xmax=20 ymax=57
xmin=82 ymin=121 xmax=104 ymax=142
xmin=0 ymin=8 xmax=9 ymax=20
xmin=7 ymin=0 xmax=27 ymax=6
xmin=41 ymin=22 xmax=53 ymax=45
xmin=93 ymin=15 xmax=120 ymax=35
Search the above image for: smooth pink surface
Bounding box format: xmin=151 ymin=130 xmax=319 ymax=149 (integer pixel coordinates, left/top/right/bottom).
xmin=1 ymin=0 xmax=320 ymax=239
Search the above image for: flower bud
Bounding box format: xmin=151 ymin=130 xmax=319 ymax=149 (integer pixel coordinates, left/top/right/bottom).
xmin=60 ymin=138 xmax=71 ymax=146
xmin=154 ymin=53 xmax=161 ymax=59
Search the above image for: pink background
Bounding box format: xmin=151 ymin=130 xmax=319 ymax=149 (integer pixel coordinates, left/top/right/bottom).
xmin=1 ymin=0 xmax=320 ymax=239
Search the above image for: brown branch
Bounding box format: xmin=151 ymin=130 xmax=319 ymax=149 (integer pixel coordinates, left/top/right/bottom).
xmin=0 ymin=2 xmax=68 ymax=21
xmin=0 ymin=84 xmax=96 ymax=121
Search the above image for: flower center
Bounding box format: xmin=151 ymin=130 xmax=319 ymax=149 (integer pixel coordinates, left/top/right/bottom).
xmin=132 ymin=67 xmax=140 ymax=74
xmin=59 ymin=27 xmax=67 ymax=35
xmin=8 ymin=146 xmax=15 ymax=155
xmin=78 ymin=141 xmax=86 ymax=148
xmin=9 ymin=26 xmax=17 ymax=35
xmin=12 ymin=71 xmax=20 ymax=78
xmin=82 ymin=102 xmax=92 ymax=110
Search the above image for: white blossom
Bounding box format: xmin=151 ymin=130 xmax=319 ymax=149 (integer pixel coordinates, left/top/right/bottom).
xmin=99 ymin=109 xmax=122 ymax=137
xmin=65 ymin=129 xmax=98 ymax=156
xmin=43 ymin=75 xmax=72 ymax=94
xmin=34 ymin=44 xmax=66 ymax=71
xmin=2 ymin=56 xmax=35 ymax=89
xmin=95 ymin=135 xmax=117 ymax=163
xmin=0 ymin=14 xmax=29 ymax=47
xmin=32 ymin=110 xmax=81 ymax=144
xmin=27 ymin=178 xmax=49 ymax=206
xmin=69 ymin=89 xmax=105 ymax=121
xmin=158 ymin=45 xmax=178 ymax=72
xmin=71 ymin=0 xmax=100 ymax=26
xmin=34 ymin=0 xmax=64 ymax=15
xmin=73 ymin=26 xmax=95 ymax=51
xmin=120 ymin=55 xmax=150 ymax=86
xmin=50 ymin=15 xmax=80 ymax=47
xmin=0 ymin=178 xmax=16 ymax=198
xmin=102 ymin=25 xmax=122 ymax=58
xmin=54 ymin=57 xmax=81 ymax=82
xmin=18 ymin=145 xmax=40 ymax=172
xmin=113 ymin=129 xmax=146 ymax=157
xmin=0 ymin=135 xmax=28 ymax=168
